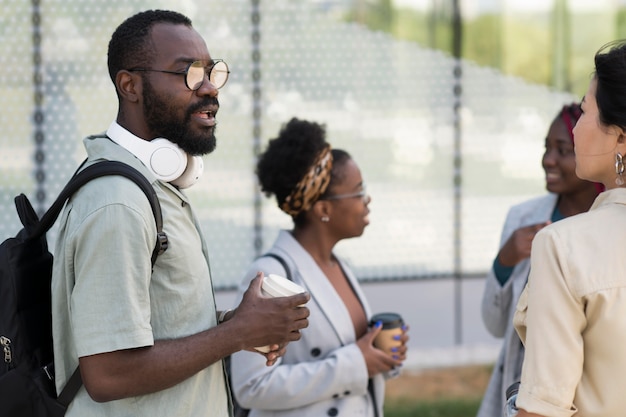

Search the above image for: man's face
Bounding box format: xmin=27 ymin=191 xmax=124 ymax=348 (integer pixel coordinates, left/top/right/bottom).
xmin=141 ymin=23 xmax=219 ymax=156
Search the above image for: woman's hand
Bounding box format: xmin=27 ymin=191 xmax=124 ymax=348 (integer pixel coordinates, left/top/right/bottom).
xmin=356 ymin=322 xmax=409 ymax=377
xmin=498 ymin=222 xmax=551 ymax=267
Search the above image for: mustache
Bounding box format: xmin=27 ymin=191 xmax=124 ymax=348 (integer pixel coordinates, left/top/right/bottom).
xmin=188 ymin=98 xmax=219 ymax=114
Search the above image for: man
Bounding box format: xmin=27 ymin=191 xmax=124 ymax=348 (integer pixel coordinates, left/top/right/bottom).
xmin=51 ymin=9 xmax=310 ymax=417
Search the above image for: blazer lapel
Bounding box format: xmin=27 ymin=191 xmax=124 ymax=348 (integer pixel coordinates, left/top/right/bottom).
xmin=519 ymin=193 xmax=558 ymax=226
xmin=273 ymin=231 xmax=358 ymax=346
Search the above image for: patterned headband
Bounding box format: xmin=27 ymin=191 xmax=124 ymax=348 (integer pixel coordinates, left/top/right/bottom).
xmin=280 ymin=145 xmax=333 ymax=217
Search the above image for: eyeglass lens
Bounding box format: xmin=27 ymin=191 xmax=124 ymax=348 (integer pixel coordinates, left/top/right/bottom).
xmin=187 ymin=60 xmax=229 ymax=90
xmin=326 ymin=190 xmax=368 ymax=201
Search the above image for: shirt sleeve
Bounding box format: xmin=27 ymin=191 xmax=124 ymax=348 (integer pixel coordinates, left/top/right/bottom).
xmin=515 ymin=227 xmax=584 ymax=417
xmin=67 ymin=202 xmax=155 ymax=357
xmin=493 ymin=257 xmax=514 ymax=286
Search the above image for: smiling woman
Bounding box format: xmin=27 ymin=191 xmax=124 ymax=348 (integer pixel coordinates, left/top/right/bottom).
xmin=476 ymin=103 xmax=600 ymax=417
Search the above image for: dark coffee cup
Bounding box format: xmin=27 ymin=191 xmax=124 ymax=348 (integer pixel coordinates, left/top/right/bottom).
xmin=369 ymin=312 xmax=404 ymax=355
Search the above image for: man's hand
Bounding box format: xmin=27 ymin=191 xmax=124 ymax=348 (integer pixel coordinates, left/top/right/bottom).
xmin=229 ymin=273 xmax=310 ymax=354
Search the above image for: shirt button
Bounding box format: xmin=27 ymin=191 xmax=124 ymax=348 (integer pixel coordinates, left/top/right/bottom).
xmin=343 ymin=390 xmax=350 ymax=396
xmin=311 ymin=347 xmax=321 ymax=357
xmin=327 ymin=407 xmax=338 ymax=416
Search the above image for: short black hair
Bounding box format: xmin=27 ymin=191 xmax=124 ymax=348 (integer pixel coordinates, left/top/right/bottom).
xmin=107 ymin=9 xmax=192 ymax=85
xmin=594 ymin=40 xmax=626 ymax=130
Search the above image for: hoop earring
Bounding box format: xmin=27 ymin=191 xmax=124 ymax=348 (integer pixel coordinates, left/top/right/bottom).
xmin=616 ymin=153 xmax=625 ymax=186
xmin=321 ymin=216 xmax=330 ymax=223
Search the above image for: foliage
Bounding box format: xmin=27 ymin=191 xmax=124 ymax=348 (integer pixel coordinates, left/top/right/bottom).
xmin=343 ymin=0 xmax=626 ymax=97
xmin=385 ymin=397 xmax=482 ymax=417
xmin=618 ymin=9 xmax=626 ymax=39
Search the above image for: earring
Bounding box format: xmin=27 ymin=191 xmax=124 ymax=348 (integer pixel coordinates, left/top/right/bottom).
xmin=616 ymin=153 xmax=625 ymax=186
xmin=321 ymin=216 xmax=330 ymax=222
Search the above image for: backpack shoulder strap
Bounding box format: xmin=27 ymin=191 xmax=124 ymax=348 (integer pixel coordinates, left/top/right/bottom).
xmin=261 ymin=252 xmax=293 ymax=281
xmin=23 ymin=160 xmax=168 ymax=263
xmin=56 ymin=367 xmax=82 ymax=406
xmin=25 ymin=160 xmax=168 ymax=405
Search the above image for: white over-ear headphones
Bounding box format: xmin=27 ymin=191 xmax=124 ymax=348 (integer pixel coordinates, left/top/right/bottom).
xmin=106 ymin=122 xmax=203 ymax=189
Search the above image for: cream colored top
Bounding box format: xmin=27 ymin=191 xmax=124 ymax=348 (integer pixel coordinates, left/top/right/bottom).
xmin=514 ymin=188 xmax=626 ymax=417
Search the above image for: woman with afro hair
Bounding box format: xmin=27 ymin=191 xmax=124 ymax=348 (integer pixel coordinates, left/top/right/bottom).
xmin=229 ymin=118 xmax=408 ymax=417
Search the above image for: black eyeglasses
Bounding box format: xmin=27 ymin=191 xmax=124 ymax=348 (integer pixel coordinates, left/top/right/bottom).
xmin=127 ymin=59 xmax=230 ymax=90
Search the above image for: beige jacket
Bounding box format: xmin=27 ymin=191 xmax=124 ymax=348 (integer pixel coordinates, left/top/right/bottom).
xmin=514 ymin=188 xmax=626 ymax=417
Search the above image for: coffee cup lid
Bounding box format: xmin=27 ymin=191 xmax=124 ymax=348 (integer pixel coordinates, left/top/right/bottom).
xmin=262 ymin=274 xmax=305 ymax=297
xmin=369 ymin=312 xmax=404 ymax=329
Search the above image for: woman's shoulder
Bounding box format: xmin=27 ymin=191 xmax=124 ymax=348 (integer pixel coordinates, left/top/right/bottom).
xmin=509 ymin=193 xmax=557 ymax=213
xmin=503 ymin=193 xmax=556 ymax=225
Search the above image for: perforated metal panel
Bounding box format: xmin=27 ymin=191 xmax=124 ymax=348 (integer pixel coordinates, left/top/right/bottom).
xmin=0 ymin=0 xmax=597 ymax=291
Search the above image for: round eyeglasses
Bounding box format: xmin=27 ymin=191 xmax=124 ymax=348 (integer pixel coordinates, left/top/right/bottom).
xmin=127 ymin=59 xmax=230 ymax=91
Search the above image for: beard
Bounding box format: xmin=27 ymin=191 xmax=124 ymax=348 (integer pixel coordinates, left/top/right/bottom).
xmin=142 ymin=77 xmax=217 ymax=156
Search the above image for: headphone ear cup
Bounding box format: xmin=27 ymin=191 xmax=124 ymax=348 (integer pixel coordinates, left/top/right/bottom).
xmin=171 ymin=155 xmax=204 ymax=189
xmin=148 ymin=138 xmax=188 ymax=182
xmin=106 ymin=122 xmax=202 ymax=186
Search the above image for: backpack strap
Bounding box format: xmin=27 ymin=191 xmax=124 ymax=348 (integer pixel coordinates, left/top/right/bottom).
xmin=225 ymin=252 xmax=294 ymax=417
xmin=56 ymin=367 xmax=82 ymax=407
xmin=25 ymin=160 xmax=168 ymax=405
xmin=19 ymin=160 xmax=168 ymax=263
xmin=261 ymin=252 xmax=293 ymax=281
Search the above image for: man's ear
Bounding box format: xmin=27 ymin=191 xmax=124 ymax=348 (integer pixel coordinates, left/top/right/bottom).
xmin=115 ymin=70 xmax=140 ymax=103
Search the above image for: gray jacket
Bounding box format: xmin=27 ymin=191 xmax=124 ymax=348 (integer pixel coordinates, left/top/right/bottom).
xmin=230 ymin=230 xmax=385 ymax=417
xmin=476 ymin=193 xmax=558 ymax=417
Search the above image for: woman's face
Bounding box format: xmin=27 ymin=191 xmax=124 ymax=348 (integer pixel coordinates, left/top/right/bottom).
xmin=573 ymin=78 xmax=623 ymax=189
xmin=324 ymin=158 xmax=371 ymax=239
xmin=542 ymin=117 xmax=591 ymax=196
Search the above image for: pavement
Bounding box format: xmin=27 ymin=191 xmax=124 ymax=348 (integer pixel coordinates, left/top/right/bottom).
xmin=216 ymin=276 xmax=503 ymax=371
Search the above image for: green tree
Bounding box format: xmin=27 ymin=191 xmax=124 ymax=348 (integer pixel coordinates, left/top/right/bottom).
xmin=463 ymin=14 xmax=502 ymax=68
xmin=616 ymin=8 xmax=626 ymax=39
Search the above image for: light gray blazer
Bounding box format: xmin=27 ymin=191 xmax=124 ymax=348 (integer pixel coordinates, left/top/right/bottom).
xmin=230 ymin=230 xmax=385 ymax=417
xmin=476 ymin=193 xmax=558 ymax=417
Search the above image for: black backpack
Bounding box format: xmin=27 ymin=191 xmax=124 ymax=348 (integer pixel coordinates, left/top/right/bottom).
xmin=0 ymin=160 xmax=167 ymax=417
xmin=226 ymin=252 xmax=293 ymax=417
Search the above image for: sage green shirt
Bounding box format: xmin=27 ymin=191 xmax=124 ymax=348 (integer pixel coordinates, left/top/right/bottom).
xmin=51 ymin=134 xmax=229 ymax=416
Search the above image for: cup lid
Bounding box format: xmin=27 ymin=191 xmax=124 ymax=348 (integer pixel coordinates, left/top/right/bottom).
xmin=262 ymin=274 xmax=305 ymax=297
xmin=369 ymin=312 xmax=404 ymax=329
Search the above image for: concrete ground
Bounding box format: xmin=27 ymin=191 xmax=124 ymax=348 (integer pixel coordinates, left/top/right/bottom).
xmin=215 ymin=276 xmax=502 ymax=371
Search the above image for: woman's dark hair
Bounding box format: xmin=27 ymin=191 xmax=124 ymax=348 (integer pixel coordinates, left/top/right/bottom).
xmin=256 ymin=117 xmax=351 ymax=224
xmin=594 ymin=40 xmax=626 ymax=130
xmin=107 ymin=10 xmax=192 ymax=85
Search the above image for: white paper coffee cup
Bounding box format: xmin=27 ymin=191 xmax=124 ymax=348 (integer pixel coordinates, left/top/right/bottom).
xmin=255 ymin=274 xmax=306 ymax=353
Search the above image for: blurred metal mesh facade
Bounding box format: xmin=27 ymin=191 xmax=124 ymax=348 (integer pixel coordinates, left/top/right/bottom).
xmin=0 ymin=0 xmax=578 ymax=289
